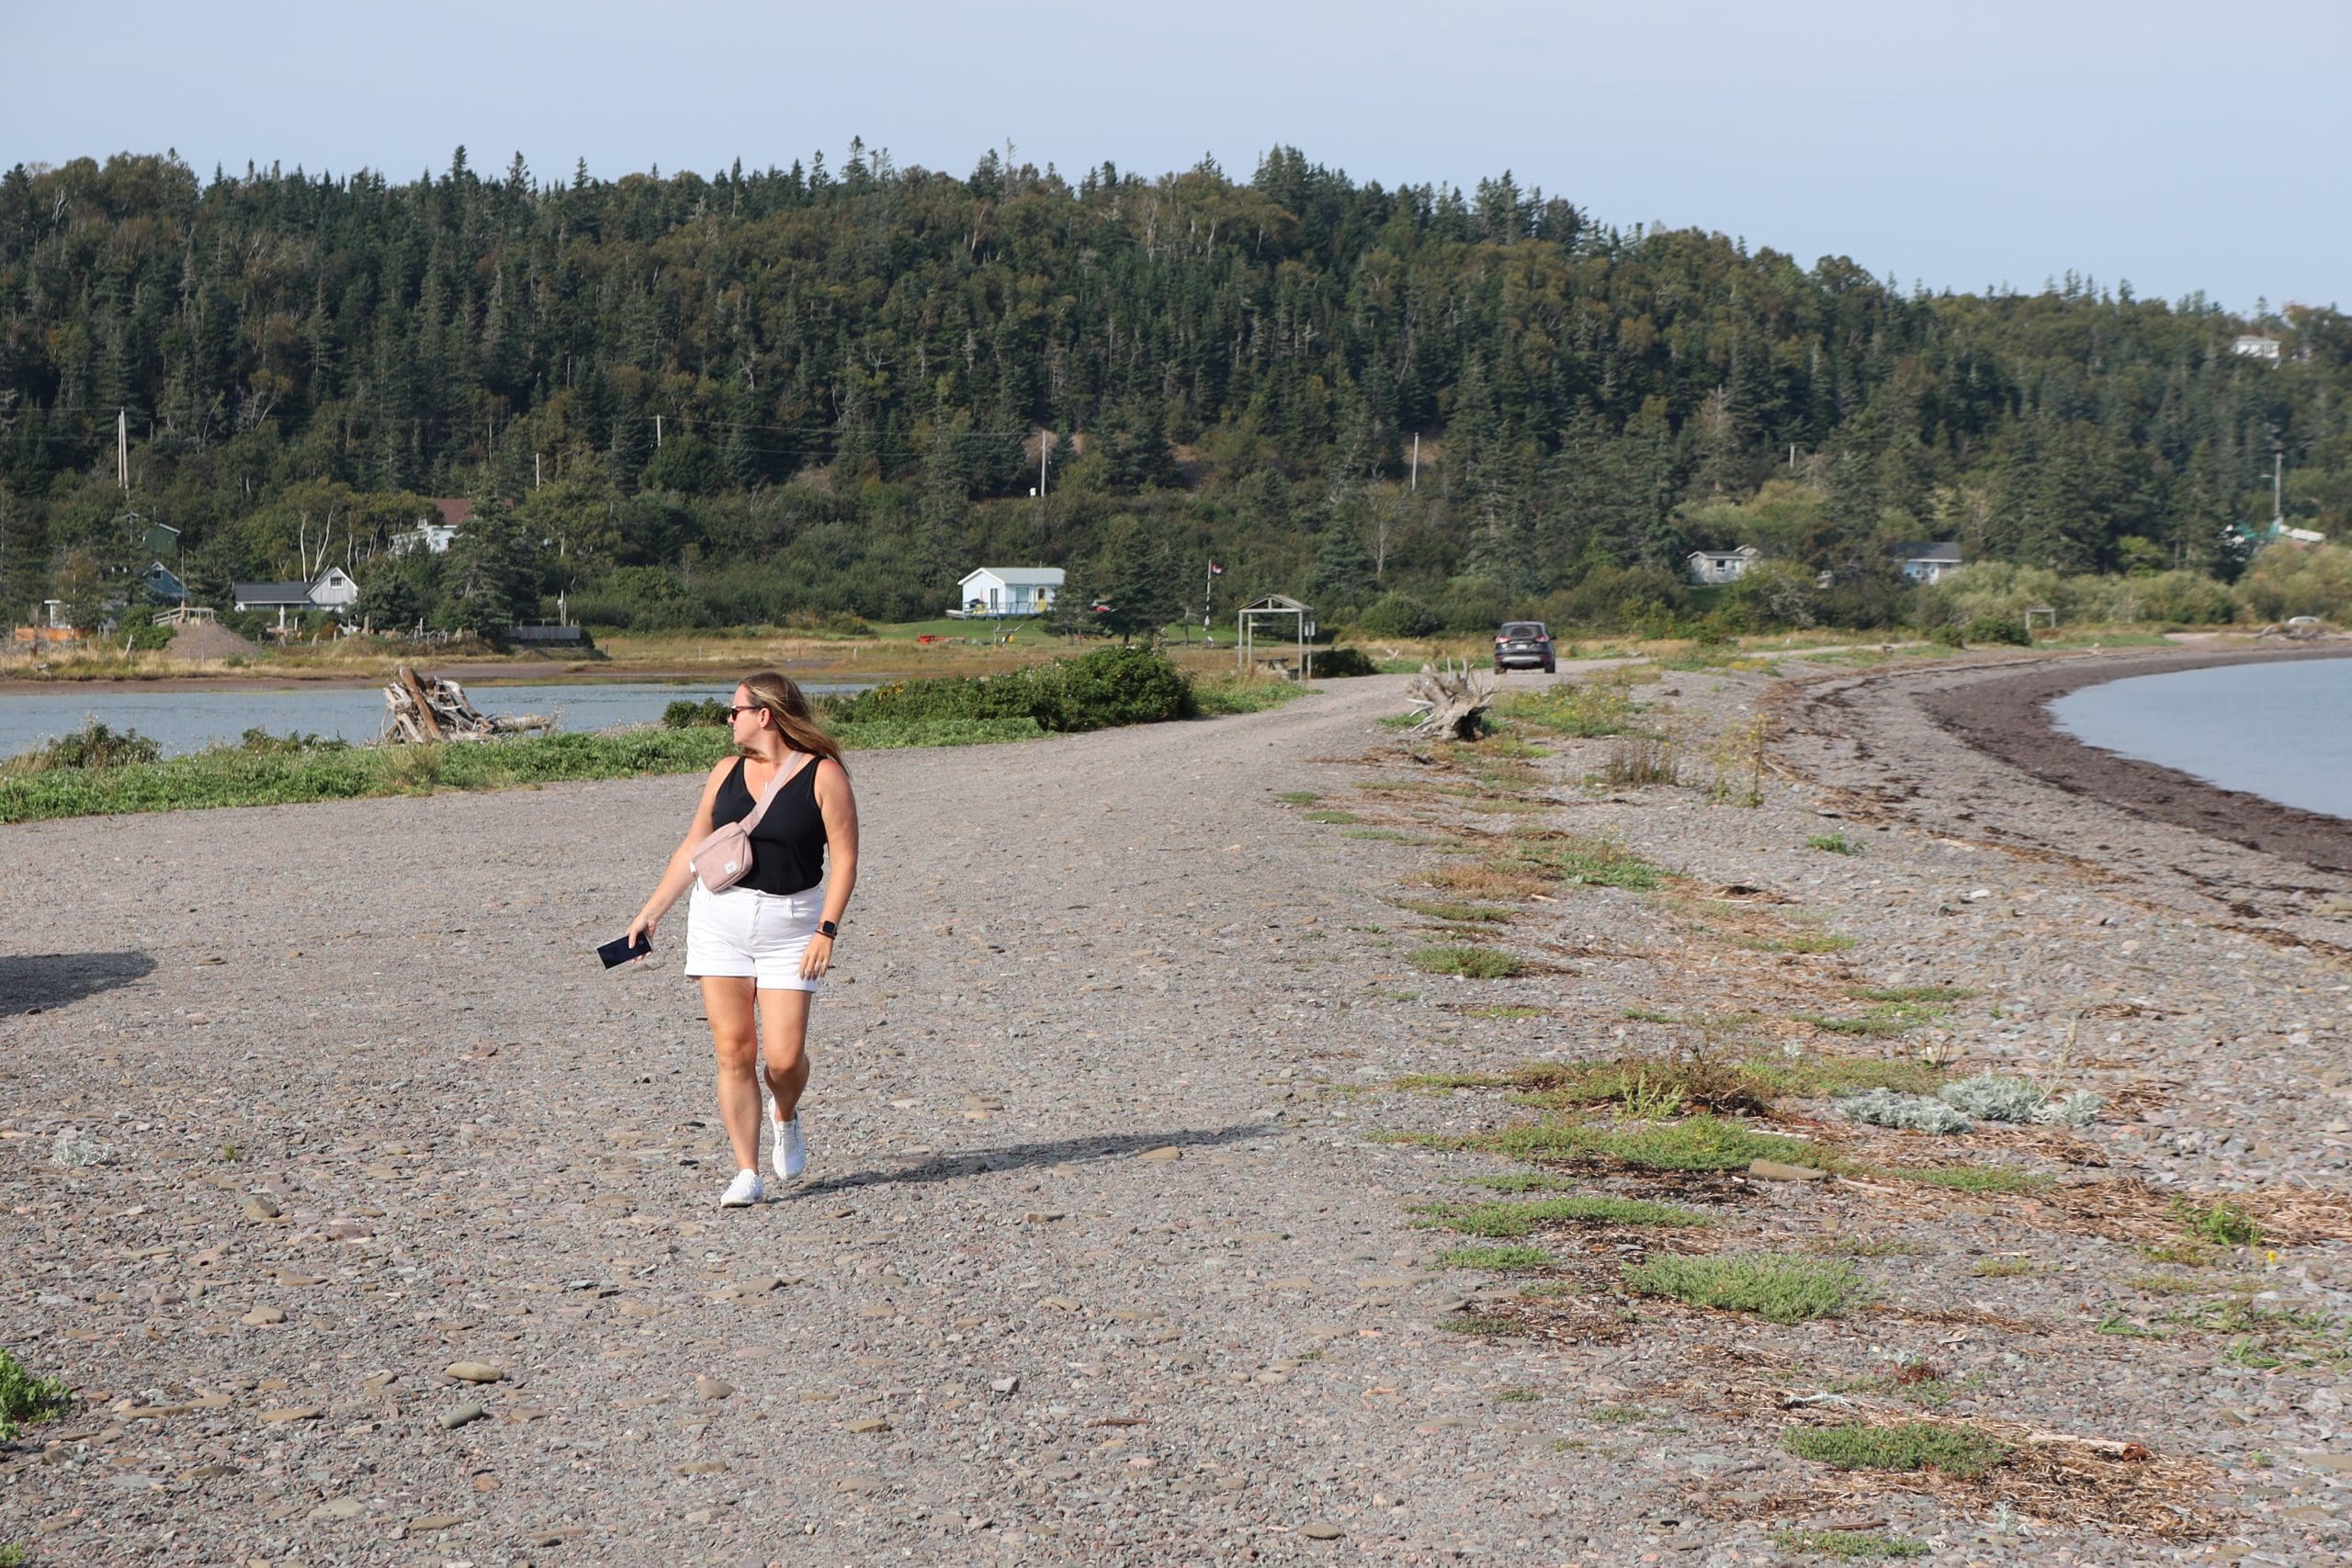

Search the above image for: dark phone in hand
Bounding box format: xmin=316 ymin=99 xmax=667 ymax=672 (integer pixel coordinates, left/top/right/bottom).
xmin=598 ymin=932 xmax=652 ymax=968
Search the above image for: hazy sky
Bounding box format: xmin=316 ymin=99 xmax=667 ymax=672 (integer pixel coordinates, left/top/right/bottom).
xmin=6 ymin=0 xmax=2344 ymax=313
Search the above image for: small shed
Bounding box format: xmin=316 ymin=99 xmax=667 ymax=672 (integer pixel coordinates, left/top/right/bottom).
xmin=1687 ymin=546 xmax=1760 ymax=585
xmin=955 ymin=566 xmax=1063 ymax=617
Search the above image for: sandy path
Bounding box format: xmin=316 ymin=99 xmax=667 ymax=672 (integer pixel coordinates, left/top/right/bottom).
xmin=6 ymin=676 xmax=1613 ymax=1565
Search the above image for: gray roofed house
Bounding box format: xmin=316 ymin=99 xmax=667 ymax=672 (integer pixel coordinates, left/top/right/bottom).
xmin=1894 ymin=541 xmax=1963 ymax=584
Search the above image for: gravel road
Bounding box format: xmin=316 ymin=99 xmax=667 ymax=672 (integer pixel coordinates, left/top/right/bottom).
xmin=5 ymin=659 xmax=2348 ymax=1566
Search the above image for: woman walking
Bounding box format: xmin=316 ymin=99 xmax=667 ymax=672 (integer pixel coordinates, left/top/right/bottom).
xmin=630 ymin=672 xmax=860 ymax=1206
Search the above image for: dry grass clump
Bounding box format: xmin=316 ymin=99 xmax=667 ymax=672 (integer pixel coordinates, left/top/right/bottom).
xmin=1603 ymin=734 xmax=1678 ymax=786
xmin=1416 ymin=861 xmax=1557 ymax=901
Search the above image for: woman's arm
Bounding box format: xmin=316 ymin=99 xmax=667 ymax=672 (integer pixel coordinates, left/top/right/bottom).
xmin=629 ymin=761 xmax=731 ymax=944
xmin=800 ymin=759 xmax=861 ymax=979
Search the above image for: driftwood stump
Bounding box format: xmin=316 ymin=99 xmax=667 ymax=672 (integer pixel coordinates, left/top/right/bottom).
xmin=1403 ymin=660 xmax=1497 ymax=740
xmin=383 ymin=664 xmax=554 ymax=743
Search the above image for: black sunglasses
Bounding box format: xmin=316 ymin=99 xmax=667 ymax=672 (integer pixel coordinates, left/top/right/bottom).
xmin=726 ymin=703 xmax=762 ymax=718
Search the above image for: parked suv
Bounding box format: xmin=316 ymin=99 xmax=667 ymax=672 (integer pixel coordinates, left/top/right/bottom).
xmin=1493 ymin=620 xmax=1555 ymax=673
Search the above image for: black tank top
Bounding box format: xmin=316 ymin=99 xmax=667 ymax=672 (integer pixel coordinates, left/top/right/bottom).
xmin=711 ymin=755 xmax=828 ymax=896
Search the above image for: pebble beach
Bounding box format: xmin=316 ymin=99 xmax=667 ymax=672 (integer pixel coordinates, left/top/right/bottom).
xmin=5 ymin=651 xmax=2349 ymax=1565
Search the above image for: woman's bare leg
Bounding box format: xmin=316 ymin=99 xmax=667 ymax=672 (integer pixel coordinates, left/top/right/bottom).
xmin=757 ymin=987 xmax=813 ymax=1124
xmin=700 ymin=976 xmax=762 ymax=1171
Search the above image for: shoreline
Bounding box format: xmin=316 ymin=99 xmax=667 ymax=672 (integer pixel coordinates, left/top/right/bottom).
xmin=1917 ymin=645 xmax=2352 ymax=874
xmin=0 ymin=660 xmax=910 ymax=697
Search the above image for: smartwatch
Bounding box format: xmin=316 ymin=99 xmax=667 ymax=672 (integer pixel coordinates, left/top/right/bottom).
xmin=816 ymin=919 xmax=840 ymax=939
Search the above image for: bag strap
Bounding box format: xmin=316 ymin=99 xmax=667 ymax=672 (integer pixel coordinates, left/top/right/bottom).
xmin=737 ymin=750 xmax=814 ymax=835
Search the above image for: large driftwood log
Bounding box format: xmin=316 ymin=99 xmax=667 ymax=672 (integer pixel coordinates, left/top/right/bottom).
xmin=1402 ymin=659 xmax=1497 ymax=740
xmin=383 ymin=664 xmax=554 ymax=743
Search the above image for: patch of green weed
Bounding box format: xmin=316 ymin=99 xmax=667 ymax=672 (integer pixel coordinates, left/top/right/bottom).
xmin=1772 ymin=1528 xmax=1928 ymax=1559
xmin=2171 ymin=1197 xmax=2262 ymax=1248
xmin=1781 ymin=1420 xmax=2010 ymax=1478
xmin=1413 ymin=1196 xmax=1712 ymax=1236
xmin=1410 ymin=945 xmax=1524 ymax=979
xmin=1436 ymin=1245 xmax=1558 ymax=1271
xmin=1623 ymin=1253 xmax=1866 ymax=1322
xmin=0 ymin=1348 xmax=69 ymax=1439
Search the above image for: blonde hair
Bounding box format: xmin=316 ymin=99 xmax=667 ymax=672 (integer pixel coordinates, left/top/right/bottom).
xmin=739 ymin=671 xmax=845 ymax=769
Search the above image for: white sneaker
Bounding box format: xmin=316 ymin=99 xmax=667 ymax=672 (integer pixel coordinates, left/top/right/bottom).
xmin=718 ymin=1168 xmax=763 ymax=1207
xmin=772 ymin=1115 xmax=808 ymax=1182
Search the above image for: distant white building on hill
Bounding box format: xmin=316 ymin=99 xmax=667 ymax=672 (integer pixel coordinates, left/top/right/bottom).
xmin=2233 ymin=335 xmax=2282 ymax=360
xmin=954 ymin=566 xmax=1063 ymax=617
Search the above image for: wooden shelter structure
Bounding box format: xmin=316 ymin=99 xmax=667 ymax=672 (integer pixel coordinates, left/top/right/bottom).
xmin=1236 ymin=593 xmax=1317 ymax=680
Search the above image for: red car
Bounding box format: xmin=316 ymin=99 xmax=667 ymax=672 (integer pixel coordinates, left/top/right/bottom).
xmin=1494 ymin=621 xmax=1555 ymax=673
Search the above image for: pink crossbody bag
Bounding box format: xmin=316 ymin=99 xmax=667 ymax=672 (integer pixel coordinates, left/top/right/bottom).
xmin=689 ymin=753 xmax=813 ymax=894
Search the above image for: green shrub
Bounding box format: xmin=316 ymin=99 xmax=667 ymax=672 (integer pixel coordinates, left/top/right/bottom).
xmin=662 ymin=697 xmax=732 ymax=728
xmin=828 ymin=645 xmax=1194 ymax=734
xmin=1781 ymin=1419 xmax=2011 ymax=1478
xmin=1928 ymin=621 xmax=1969 ymax=649
xmin=0 ymin=1348 xmax=69 ymax=1439
xmin=1622 ymin=1253 xmax=1866 ymax=1322
xmin=1359 ymin=592 xmax=1441 ymax=638
xmin=1050 ymin=644 xmax=1197 ymax=729
xmin=4 ymin=719 xmax=164 ymax=772
xmin=1311 ymin=646 xmax=1380 ymax=677
xmin=1963 ymin=614 xmax=2031 ymax=646
xmin=236 ymin=728 xmax=348 ymax=754
xmin=1807 ymin=831 xmax=1859 ymax=854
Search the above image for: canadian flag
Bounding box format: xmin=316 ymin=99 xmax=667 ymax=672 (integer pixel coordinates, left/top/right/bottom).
xmin=1208 ymin=562 xmax=1224 ymax=575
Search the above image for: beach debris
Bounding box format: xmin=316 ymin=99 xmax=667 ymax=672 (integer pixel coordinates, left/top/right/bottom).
xmin=49 ymin=1127 xmax=107 ymax=1167
xmin=383 ymin=664 xmax=554 ymax=744
xmin=1841 ymin=1089 xmax=1975 ymax=1134
xmin=1403 ymin=660 xmax=1497 ymax=740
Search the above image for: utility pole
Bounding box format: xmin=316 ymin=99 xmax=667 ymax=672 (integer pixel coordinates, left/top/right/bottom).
xmin=1789 ymin=443 xmax=1797 ymax=468
xmin=1039 ymin=433 xmax=1049 ymax=501
xmin=2274 ymin=449 xmax=2284 ymax=527
xmin=1409 ymin=433 xmax=1419 ymax=491
xmin=117 ymin=410 xmax=129 ymax=491
xmin=653 ymin=414 xmax=663 ymax=448
xmin=535 ymin=452 xmax=543 ymax=489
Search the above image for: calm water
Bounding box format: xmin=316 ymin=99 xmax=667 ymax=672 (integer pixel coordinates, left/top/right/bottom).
xmin=2048 ymin=656 xmax=2352 ymax=819
xmin=0 ymin=680 xmax=868 ymax=760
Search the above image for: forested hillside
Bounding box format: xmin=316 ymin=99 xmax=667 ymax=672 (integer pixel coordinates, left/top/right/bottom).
xmin=4 ymin=146 xmax=2347 ymax=635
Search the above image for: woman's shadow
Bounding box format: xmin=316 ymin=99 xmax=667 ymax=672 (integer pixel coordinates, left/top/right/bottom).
xmin=0 ymin=951 xmax=156 ymax=1017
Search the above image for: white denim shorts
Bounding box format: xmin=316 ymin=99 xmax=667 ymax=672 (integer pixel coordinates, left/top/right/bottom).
xmin=683 ymin=883 xmax=823 ymax=991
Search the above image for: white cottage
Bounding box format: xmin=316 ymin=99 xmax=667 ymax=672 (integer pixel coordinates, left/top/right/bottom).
xmin=955 ymin=566 xmax=1064 ymax=617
